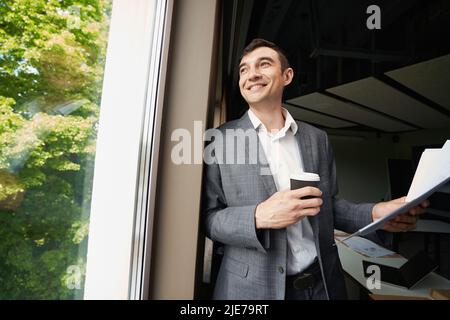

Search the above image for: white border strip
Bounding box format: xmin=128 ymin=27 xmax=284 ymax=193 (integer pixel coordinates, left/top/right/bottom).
xmin=129 ymin=0 xmax=174 ymax=300
xmin=84 ymin=0 xmax=162 ymax=300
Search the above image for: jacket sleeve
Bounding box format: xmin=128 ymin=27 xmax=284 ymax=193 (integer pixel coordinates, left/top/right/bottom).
xmin=201 ymin=149 xmax=268 ymax=254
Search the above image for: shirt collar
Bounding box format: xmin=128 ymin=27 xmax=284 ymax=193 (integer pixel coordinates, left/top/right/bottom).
xmin=248 ymin=107 xmax=298 ymax=135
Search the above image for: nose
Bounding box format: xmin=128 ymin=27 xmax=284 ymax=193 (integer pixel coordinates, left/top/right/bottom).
xmin=247 ymin=65 xmax=262 ymax=81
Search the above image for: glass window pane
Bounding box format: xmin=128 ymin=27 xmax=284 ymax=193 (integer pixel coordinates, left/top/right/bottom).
xmin=0 ymin=0 xmax=112 ymax=299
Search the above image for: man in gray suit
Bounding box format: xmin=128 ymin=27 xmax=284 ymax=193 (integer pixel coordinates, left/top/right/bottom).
xmin=202 ymin=39 xmax=428 ymax=300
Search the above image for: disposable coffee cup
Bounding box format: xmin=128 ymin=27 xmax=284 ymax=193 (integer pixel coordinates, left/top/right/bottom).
xmin=290 ymin=172 xmax=321 ymax=199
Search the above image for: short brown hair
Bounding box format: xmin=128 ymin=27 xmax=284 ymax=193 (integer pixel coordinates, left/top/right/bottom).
xmin=240 ymin=38 xmax=291 ymax=71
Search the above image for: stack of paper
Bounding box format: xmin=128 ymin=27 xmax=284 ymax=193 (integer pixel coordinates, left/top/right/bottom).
xmin=406 ymin=140 xmax=450 ymax=202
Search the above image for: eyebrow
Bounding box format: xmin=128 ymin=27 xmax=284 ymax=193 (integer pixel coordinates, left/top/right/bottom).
xmin=239 ymin=56 xmax=276 ymax=70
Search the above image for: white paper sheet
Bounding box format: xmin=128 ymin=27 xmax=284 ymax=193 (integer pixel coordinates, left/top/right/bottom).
xmin=407 ymin=141 xmax=450 ymax=201
xmin=336 ymin=236 xmax=394 ymax=258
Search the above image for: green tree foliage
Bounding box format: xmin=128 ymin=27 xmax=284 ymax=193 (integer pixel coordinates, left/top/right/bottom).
xmin=0 ymin=0 xmax=111 ymax=299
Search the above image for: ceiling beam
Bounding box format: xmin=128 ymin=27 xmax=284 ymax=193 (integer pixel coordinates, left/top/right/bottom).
xmin=376 ymin=74 xmax=450 ymax=118
xmin=310 ymin=45 xmax=410 ymax=62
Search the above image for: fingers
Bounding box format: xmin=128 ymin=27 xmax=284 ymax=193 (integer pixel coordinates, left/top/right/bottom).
xmin=394 ymin=213 xmax=417 ymax=224
xmin=290 ymin=186 xmax=322 ymax=199
xmin=292 ymin=198 xmax=322 ymax=219
xmin=388 ymin=197 xmax=406 ymax=204
xmin=393 ymin=197 xmax=429 ymax=211
xmin=420 ymin=199 xmax=430 ymax=208
xmin=386 ymin=220 xmax=417 ymax=232
xmin=408 ymin=206 xmax=427 ymax=216
xmin=407 ymin=199 xmax=429 ymax=215
xmin=294 ymin=197 xmax=323 ymax=209
xmin=386 ymin=213 xmax=418 ymax=232
xmin=295 ymin=206 xmax=320 ymax=218
xmin=391 ymin=196 xmax=407 ymax=204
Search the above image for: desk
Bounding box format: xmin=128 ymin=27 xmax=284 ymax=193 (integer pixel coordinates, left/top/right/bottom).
xmin=335 ymin=234 xmax=450 ymax=299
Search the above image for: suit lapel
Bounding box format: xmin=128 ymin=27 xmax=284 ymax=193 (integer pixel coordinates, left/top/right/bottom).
xmin=295 ymin=123 xmax=319 ymax=174
xmin=295 ymin=122 xmax=320 ymax=239
xmin=236 ymin=112 xmax=277 ymax=197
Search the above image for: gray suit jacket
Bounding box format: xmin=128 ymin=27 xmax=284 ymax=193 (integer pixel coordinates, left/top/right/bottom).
xmin=202 ymin=111 xmax=379 ymax=300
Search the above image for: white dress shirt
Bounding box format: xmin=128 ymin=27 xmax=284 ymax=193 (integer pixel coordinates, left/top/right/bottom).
xmin=248 ymin=108 xmax=317 ymax=275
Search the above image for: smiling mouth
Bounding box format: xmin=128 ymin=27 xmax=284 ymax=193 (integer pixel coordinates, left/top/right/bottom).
xmin=247 ymin=84 xmax=267 ymax=92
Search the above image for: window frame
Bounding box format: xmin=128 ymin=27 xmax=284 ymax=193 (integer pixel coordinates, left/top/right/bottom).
xmin=84 ymin=0 xmax=173 ymax=300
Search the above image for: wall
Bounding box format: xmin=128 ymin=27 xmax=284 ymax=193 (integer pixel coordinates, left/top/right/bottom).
xmin=149 ymin=0 xmax=219 ymax=299
xmin=330 ymin=132 xmax=395 ymax=203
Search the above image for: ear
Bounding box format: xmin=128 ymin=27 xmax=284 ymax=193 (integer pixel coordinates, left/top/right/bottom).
xmin=283 ymin=68 xmax=294 ymax=86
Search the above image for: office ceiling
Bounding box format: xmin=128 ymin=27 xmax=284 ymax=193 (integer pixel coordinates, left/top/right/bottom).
xmin=223 ymin=0 xmax=450 ymax=133
xmin=286 ymin=91 xmax=416 ymax=132
xmin=385 ymin=54 xmax=450 ymax=111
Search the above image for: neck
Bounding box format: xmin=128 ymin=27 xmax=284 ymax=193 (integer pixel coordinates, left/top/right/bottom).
xmin=249 ymin=103 xmax=285 ymax=132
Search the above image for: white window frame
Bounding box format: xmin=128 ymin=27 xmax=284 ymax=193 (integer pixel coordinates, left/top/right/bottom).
xmin=84 ymin=0 xmax=173 ymax=299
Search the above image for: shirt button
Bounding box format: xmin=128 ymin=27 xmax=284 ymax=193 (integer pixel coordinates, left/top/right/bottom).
xmin=278 ymin=266 xmax=284 ymax=274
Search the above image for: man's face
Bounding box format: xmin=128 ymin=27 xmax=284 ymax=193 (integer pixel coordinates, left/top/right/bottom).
xmin=238 ymin=46 xmax=293 ymax=106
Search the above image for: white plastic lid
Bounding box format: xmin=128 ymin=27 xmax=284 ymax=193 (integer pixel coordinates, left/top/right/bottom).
xmin=290 ymin=172 xmax=320 ymax=181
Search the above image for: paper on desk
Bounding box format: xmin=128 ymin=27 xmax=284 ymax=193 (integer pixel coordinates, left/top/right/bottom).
xmin=341 ymin=140 xmax=450 ymax=242
xmin=336 ymin=236 xmax=394 ymax=258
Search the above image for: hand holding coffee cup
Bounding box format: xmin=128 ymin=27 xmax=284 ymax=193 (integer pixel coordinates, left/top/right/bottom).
xmin=290 ymin=172 xmax=321 ymax=199
xmin=255 ymin=172 xmax=322 ymax=229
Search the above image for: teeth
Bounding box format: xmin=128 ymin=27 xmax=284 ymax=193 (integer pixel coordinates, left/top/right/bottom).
xmin=249 ymin=84 xmax=263 ymax=91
